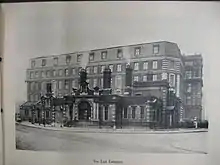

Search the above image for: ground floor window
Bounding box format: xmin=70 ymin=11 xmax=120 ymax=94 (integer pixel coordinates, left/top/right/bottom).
xmin=25 ymin=109 xmax=29 ymax=116
xmin=123 ymin=108 xmax=128 ymax=118
xmin=132 ymin=107 xmax=136 ymax=119
xmin=140 ymin=106 xmax=144 ymax=119
xmin=104 ymin=106 xmax=108 ymax=120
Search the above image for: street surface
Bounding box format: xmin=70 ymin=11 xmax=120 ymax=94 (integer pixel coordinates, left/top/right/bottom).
xmin=16 ymin=124 xmax=208 ymax=154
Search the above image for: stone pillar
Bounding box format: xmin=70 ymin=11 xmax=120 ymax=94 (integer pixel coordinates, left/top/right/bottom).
xmin=96 ymin=103 xmax=99 ymax=120
xmin=93 ymin=102 xmax=96 ymax=120
xmin=74 ymin=104 xmax=78 ymax=120
xmin=136 ymin=105 xmax=141 ymax=120
xmin=111 ymin=104 xmax=116 ymax=129
xmin=162 ymin=89 xmax=167 ymax=128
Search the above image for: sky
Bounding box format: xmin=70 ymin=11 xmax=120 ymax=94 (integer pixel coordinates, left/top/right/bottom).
xmin=2 ymin=1 xmax=220 ymax=120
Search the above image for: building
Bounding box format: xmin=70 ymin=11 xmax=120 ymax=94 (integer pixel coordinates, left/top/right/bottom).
xmin=24 ymin=41 xmax=203 ymax=121
xmin=183 ymin=54 xmax=203 ymax=120
xmin=21 ymin=66 xmax=181 ymax=129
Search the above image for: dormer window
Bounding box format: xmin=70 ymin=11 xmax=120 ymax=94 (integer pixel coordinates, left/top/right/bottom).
xmin=31 ymin=60 xmax=35 ymax=68
xmin=135 ymin=47 xmax=141 ymax=56
xmin=66 ymin=55 xmax=71 ymax=64
xmin=54 ymin=57 xmax=58 ymax=66
xmin=117 ymin=49 xmax=123 ymax=58
xmin=153 ymin=45 xmax=159 ymax=54
xmin=89 ymin=53 xmax=95 ymax=61
xmin=77 ymin=54 xmax=82 ymax=62
xmin=42 ymin=59 xmax=46 ymax=66
xmin=101 ymin=51 xmax=107 ymax=59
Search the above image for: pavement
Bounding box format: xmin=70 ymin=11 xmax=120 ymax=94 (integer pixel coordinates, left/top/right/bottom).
xmin=16 ymin=123 xmax=208 ymax=154
xmin=16 ymin=121 xmax=208 ymax=134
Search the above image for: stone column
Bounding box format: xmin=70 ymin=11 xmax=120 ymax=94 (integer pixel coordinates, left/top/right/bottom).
xmin=111 ymin=104 xmax=116 ymax=129
xmin=93 ymin=102 xmax=96 ymax=120
xmin=96 ymin=103 xmax=99 ymax=120
xmin=51 ymin=105 xmax=55 ymax=126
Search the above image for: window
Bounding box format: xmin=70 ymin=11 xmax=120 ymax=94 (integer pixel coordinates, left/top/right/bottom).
xmin=30 ymin=72 xmax=34 ymax=79
xmin=192 ymin=97 xmax=196 ymax=105
xmin=93 ymin=79 xmax=98 ymax=87
xmin=72 ymin=80 xmax=76 ymax=88
xmin=185 ymin=70 xmax=192 ymax=79
xmin=143 ymin=75 xmax=147 ymax=82
xmin=109 ymin=65 xmax=114 ymax=72
xmin=124 ymin=108 xmax=128 ymax=119
xmin=185 ymin=61 xmax=193 ymax=66
xmin=101 ymin=51 xmax=107 ymax=59
xmin=153 ymin=45 xmax=159 ymax=54
xmin=140 ymin=106 xmax=144 ymax=119
xmin=117 ymin=49 xmax=123 ymax=58
xmin=117 ymin=64 xmax=122 ymax=72
xmin=86 ymin=67 xmax=90 ymax=73
xmin=194 ymin=69 xmax=200 ymax=78
xmin=41 ymin=71 xmax=45 ymax=78
xmin=93 ymin=66 xmax=98 ymax=74
xmin=25 ymin=109 xmax=29 ymax=116
xmin=54 ymin=57 xmax=58 ymax=66
xmin=77 ymin=54 xmax=82 ymax=62
xmin=31 ymin=60 xmax=35 ymax=68
xmin=187 ymin=83 xmax=192 ymax=93
xmin=104 ymin=106 xmax=108 ymax=120
xmin=89 ymin=53 xmax=95 ymax=61
xmin=58 ymin=81 xmax=62 ymax=89
xmin=153 ymin=75 xmax=157 ymax=81
xmin=46 ymin=70 xmax=50 ymax=77
xmin=100 ymin=78 xmax=104 ymax=87
xmin=115 ymin=76 xmax=122 ymax=88
xmin=64 ymin=80 xmax=69 ymax=90
xmin=52 ymin=70 xmax=56 ymax=77
xmin=134 ymin=62 xmax=139 ymax=71
xmin=132 ymin=107 xmax=136 ymax=119
xmin=59 ymin=69 xmax=63 ymax=76
xmin=66 ymin=55 xmax=71 ymax=64
xmin=186 ymin=96 xmax=191 ymax=105
xmin=135 ymin=47 xmax=141 ymax=56
xmin=152 ymin=61 xmax=158 ymax=69
xmin=134 ymin=76 xmax=139 ymax=82
xmin=169 ymin=74 xmax=175 ymax=87
xmin=101 ymin=65 xmax=106 ymax=73
xmin=42 ymin=59 xmax=46 ymax=66
xmin=143 ymin=62 xmax=148 ymax=70
xmin=72 ymin=68 xmax=76 ymax=75
xmin=170 ymin=60 xmax=175 ymax=69
xmin=65 ymin=69 xmax=69 ymax=76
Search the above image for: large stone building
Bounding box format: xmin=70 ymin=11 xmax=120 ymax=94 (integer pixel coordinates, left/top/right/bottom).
xmin=25 ymin=41 xmax=203 ymax=121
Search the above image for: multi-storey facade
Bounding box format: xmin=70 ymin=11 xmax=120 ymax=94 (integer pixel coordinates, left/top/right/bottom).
xmin=25 ymin=41 xmax=203 ymax=120
xmin=183 ymin=54 xmax=203 ymax=120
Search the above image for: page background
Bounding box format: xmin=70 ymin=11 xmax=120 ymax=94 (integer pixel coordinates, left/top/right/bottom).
xmin=2 ymin=2 xmax=220 ymax=165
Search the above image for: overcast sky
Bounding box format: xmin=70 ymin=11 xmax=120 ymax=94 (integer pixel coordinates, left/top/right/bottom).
xmin=2 ymin=2 xmax=220 ymax=120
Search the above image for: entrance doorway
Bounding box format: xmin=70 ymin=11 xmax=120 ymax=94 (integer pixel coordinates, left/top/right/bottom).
xmin=78 ymin=101 xmax=91 ymax=121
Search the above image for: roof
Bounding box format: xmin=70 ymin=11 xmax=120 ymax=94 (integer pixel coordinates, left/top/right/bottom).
xmin=30 ymin=41 xmax=178 ymax=60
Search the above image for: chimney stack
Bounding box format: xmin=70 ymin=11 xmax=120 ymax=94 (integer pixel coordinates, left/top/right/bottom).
xmin=102 ymin=66 xmax=112 ymax=95
xmin=46 ymin=83 xmax=52 ymax=94
xmin=125 ymin=63 xmax=132 ymax=87
xmin=103 ymin=66 xmax=111 ymax=89
xmin=124 ymin=63 xmax=133 ymax=95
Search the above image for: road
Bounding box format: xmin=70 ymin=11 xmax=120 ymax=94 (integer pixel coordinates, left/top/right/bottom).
xmin=16 ymin=124 xmax=208 ymax=154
